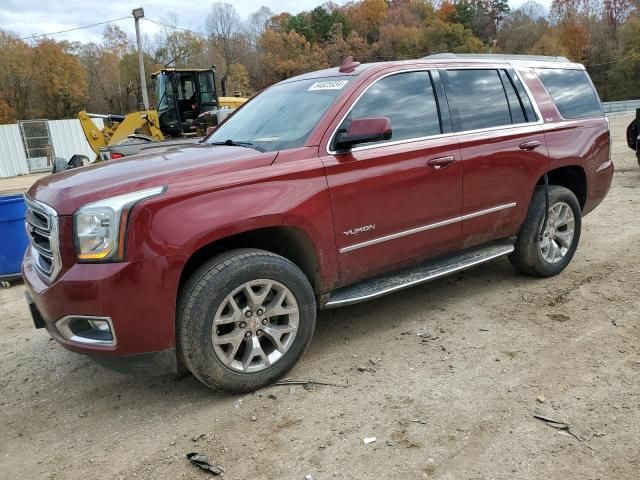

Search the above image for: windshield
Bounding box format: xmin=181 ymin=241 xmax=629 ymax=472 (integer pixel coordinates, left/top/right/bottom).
xmin=207 ymin=77 xmax=350 ymax=152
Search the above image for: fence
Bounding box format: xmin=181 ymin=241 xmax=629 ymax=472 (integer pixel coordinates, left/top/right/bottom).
xmin=0 ymin=118 xmax=103 ymax=178
xmin=602 ymin=100 xmax=640 ymax=116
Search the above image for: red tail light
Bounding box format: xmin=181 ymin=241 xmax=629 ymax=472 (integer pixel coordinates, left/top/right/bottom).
xmin=110 ymin=152 xmax=124 ymax=160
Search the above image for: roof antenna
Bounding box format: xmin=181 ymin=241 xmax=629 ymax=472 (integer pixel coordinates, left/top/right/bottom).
xmin=339 ymin=56 xmax=360 ymax=73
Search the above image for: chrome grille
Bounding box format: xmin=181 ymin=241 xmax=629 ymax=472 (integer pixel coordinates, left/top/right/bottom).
xmin=25 ymin=197 xmax=61 ymax=281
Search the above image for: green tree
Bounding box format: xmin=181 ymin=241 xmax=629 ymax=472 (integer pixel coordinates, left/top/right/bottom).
xmin=283 ymin=13 xmax=315 ymax=42
xmin=423 ymin=18 xmax=485 ymax=54
xmin=607 ymin=15 xmax=640 ymax=100
xmin=497 ymin=2 xmax=548 ymax=53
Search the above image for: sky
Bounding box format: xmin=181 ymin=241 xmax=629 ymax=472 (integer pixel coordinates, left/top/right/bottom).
xmin=1 ymin=0 xmax=554 ymax=45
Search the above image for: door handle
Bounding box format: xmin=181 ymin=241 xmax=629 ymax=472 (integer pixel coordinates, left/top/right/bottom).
xmin=427 ymin=156 xmax=456 ymax=169
xmin=519 ymin=140 xmax=541 ymax=151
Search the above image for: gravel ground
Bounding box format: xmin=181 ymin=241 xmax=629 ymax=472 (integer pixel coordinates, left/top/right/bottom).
xmin=1 ymin=114 xmax=638 ymax=480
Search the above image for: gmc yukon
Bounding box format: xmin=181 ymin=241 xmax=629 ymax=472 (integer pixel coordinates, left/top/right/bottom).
xmin=23 ymin=54 xmax=613 ymax=392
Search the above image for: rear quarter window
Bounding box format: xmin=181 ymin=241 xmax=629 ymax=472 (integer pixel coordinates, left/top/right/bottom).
xmin=536 ymin=69 xmax=603 ymax=120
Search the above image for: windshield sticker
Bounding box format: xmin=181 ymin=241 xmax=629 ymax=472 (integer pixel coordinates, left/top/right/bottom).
xmin=308 ymin=80 xmax=349 ymax=91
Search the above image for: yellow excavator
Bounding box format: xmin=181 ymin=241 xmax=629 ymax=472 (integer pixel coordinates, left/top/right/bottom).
xmin=74 ymin=67 xmax=247 ymax=165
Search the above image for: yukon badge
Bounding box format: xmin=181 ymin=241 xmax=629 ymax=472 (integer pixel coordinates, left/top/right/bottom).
xmin=344 ymin=224 xmax=376 ymax=237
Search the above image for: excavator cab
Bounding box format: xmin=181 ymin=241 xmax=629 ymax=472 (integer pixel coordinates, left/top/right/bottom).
xmin=69 ymin=67 xmax=248 ymax=171
xmin=153 ymin=68 xmax=219 ymax=137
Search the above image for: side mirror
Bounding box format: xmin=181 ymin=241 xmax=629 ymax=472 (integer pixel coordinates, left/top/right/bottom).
xmin=335 ymin=117 xmax=392 ymax=150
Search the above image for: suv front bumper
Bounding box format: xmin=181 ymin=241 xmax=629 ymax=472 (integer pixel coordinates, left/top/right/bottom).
xmin=22 ymin=251 xmax=187 ymax=375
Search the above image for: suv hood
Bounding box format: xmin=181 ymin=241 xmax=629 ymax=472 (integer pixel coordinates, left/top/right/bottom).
xmin=28 ymin=143 xmax=278 ymax=215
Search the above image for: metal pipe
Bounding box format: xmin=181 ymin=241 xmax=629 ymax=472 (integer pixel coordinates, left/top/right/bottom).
xmin=86 ymin=113 xmax=126 ymax=122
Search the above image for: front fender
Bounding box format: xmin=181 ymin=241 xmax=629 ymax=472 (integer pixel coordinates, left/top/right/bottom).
xmin=125 ymin=169 xmax=339 ymax=292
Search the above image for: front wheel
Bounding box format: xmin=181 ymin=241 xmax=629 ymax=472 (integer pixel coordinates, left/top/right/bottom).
xmin=509 ymin=185 xmax=582 ymax=277
xmin=178 ymin=249 xmax=316 ymax=393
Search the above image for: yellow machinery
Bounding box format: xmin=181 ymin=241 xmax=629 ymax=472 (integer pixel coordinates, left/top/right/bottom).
xmin=78 ymin=67 xmax=247 ymax=157
xmin=79 ymin=110 xmax=163 ymax=156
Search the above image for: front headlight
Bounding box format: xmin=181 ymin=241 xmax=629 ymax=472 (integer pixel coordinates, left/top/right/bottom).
xmin=74 ymin=186 xmax=165 ymax=262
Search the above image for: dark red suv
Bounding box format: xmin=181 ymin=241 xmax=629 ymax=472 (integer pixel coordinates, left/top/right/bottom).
xmin=23 ymin=54 xmax=612 ymax=392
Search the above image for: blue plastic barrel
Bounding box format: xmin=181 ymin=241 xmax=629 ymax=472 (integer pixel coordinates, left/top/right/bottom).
xmin=0 ymin=194 xmax=29 ymax=279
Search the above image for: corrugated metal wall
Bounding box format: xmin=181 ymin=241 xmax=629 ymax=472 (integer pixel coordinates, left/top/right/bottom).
xmin=48 ymin=118 xmax=104 ymax=161
xmin=0 ymin=124 xmax=30 ymax=177
xmin=0 ymin=118 xmax=104 ymax=178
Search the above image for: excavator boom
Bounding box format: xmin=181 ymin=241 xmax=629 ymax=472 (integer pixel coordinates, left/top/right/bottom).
xmin=78 ymin=110 xmax=164 ymax=156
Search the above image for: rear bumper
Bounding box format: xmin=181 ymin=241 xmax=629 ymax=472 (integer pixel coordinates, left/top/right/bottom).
xmin=584 ymin=160 xmax=614 ymax=216
xmin=22 ymin=251 xmax=187 ymax=375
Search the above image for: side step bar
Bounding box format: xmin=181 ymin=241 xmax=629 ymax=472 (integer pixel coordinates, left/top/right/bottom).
xmin=323 ymin=243 xmax=515 ymax=308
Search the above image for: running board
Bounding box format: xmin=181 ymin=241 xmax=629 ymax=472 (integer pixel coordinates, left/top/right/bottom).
xmin=323 ymin=243 xmax=515 ymax=308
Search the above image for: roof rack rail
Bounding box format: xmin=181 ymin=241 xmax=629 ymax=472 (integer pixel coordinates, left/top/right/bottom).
xmin=422 ymin=53 xmax=571 ymax=63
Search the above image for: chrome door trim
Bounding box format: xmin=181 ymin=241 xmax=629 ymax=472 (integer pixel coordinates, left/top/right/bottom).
xmin=340 ymin=202 xmax=517 ymax=254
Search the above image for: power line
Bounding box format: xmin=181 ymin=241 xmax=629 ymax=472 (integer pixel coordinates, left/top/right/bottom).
xmin=19 ymin=16 xmax=132 ymax=41
xmin=587 ymin=51 xmax=640 ymax=67
xmin=143 ymin=17 xmax=206 ymax=38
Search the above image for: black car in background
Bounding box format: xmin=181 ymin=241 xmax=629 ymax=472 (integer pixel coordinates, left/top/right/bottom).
xmin=627 ymin=109 xmax=640 ymax=166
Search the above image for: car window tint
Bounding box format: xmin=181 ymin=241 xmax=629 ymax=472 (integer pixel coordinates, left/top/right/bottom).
xmin=447 ymin=69 xmax=512 ymax=131
xmin=499 ymin=70 xmax=526 ymax=124
xmin=344 ymin=71 xmax=441 ymax=145
xmin=537 ymin=69 xmax=602 ymax=119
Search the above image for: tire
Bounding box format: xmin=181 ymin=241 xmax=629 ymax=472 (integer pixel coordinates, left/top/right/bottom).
xmin=177 ymin=249 xmax=316 ymax=393
xmin=509 ymin=185 xmax=582 ymax=277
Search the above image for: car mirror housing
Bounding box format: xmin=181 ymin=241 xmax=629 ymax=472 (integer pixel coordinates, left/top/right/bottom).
xmin=335 ymin=117 xmax=392 ymax=150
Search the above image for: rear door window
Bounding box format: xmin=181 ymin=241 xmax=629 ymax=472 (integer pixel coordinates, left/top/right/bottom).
xmin=338 ymin=71 xmax=441 ymax=147
xmin=536 ymin=69 xmax=603 ymax=119
xmin=446 ymin=69 xmax=512 ymax=131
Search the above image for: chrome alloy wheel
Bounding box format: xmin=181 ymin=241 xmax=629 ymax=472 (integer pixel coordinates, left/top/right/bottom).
xmin=539 ymin=201 xmax=575 ymax=264
xmin=212 ymin=279 xmax=299 ymax=373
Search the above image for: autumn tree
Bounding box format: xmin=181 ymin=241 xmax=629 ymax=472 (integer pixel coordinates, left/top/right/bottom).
xmin=32 ymin=40 xmax=87 ymax=118
xmin=550 ymin=0 xmax=592 ymax=61
xmin=0 ymin=31 xmax=36 ymax=121
xmin=343 ymin=0 xmax=388 ymax=43
xmin=3 ymin=0 xmax=640 ymax=122
xmin=324 ymin=23 xmax=372 ymax=65
xmin=226 ymin=63 xmax=251 ymax=96
xmin=258 ymin=30 xmax=328 ymax=87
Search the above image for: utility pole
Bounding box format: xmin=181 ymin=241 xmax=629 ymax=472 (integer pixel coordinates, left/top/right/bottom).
xmin=132 ymin=8 xmax=149 ymax=110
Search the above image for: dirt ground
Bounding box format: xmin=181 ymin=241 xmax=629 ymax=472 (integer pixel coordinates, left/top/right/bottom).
xmin=1 ymin=115 xmax=639 ymax=480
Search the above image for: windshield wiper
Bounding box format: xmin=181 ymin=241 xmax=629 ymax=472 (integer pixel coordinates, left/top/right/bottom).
xmin=209 ymin=139 xmax=264 ymax=152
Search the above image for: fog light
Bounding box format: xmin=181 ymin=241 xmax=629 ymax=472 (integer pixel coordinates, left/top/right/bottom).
xmin=55 ymin=316 xmax=116 ymax=346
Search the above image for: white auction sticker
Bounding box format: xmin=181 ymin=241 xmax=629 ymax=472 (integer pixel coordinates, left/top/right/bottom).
xmin=308 ymin=80 xmax=349 ymax=91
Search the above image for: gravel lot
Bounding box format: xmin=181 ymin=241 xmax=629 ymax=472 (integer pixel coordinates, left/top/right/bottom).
xmin=1 ymin=114 xmax=638 ymax=480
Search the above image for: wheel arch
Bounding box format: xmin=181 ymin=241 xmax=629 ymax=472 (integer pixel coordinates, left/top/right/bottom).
xmin=177 ymin=225 xmax=323 ymax=299
xmin=538 ymin=165 xmax=587 ymax=210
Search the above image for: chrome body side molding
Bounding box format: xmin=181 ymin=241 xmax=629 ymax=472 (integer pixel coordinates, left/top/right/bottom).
xmin=340 ymin=202 xmax=517 ymax=254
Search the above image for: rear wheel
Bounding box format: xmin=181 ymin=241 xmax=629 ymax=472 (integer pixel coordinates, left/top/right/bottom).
xmin=509 ymin=185 xmax=582 ymax=277
xmin=178 ymin=249 xmax=316 ymax=393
